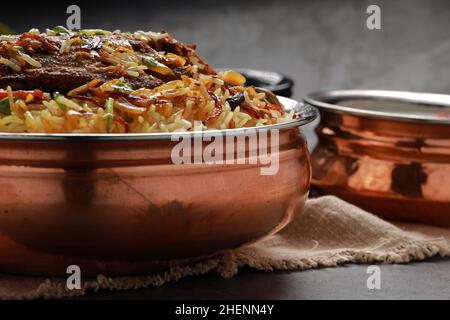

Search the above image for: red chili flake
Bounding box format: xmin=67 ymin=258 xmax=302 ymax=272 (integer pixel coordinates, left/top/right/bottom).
xmin=114 ymin=116 xmax=129 ymax=133
xmin=17 ymin=33 xmax=59 ymax=52
xmin=264 ymin=104 xmax=285 ymax=114
xmin=205 ymin=90 xmax=223 ymax=122
xmin=241 ymin=104 xmax=265 ymax=119
xmin=0 ymin=89 xmax=43 ymax=100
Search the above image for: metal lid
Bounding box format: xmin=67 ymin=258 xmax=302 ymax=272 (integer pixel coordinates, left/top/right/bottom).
xmin=305 ymin=90 xmax=450 ymax=125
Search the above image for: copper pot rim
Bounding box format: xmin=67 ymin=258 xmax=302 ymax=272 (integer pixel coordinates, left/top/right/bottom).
xmin=0 ymin=96 xmax=318 ymax=142
xmin=305 ymin=89 xmax=450 ymax=125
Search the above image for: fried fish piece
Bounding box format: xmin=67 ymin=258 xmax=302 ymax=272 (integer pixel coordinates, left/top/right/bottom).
xmin=0 ymin=29 xmax=214 ymax=92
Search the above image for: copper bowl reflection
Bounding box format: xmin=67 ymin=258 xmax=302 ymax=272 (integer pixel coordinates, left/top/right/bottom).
xmin=0 ymin=96 xmax=317 ymax=276
xmin=306 ymin=90 xmax=450 ymax=226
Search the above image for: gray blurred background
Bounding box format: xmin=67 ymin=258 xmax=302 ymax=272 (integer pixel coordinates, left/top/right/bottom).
xmin=1 ymin=0 xmax=449 ymax=145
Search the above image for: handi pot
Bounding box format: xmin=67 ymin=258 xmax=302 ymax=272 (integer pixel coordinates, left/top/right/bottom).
xmin=306 ymin=90 xmax=450 ymax=226
xmin=0 ymin=96 xmax=317 ymax=276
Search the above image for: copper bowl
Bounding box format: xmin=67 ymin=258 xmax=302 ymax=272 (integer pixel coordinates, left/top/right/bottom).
xmin=0 ymin=96 xmax=317 ymax=276
xmin=306 ymin=90 xmax=450 ymax=226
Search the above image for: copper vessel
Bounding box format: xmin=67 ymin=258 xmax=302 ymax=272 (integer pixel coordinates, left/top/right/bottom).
xmin=0 ymin=96 xmax=317 ymax=276
xmin=306 ymin=90 xmax=450 ymax=226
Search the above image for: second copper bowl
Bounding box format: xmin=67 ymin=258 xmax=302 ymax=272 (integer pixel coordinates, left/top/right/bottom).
xmin=306 ymin=90 xmax=450 ymax=226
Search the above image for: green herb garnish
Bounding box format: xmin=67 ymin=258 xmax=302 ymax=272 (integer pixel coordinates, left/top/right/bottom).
xmin=142 ymin=56 xmax=158 ymax=67
xmin=0 ymin=98 xmax=11 ymax=115
xmin=105 ymin=97 xmax=114 ymax=133
xmin=79 ymin=29 xmax=106 ymax=36
xmin=53 ymin=92 xmax=67 ymax=111
xmin=53 ymin=26 xmax=70 ymax=35
xmin=111 ymin=82 xmax=133 ymax=94
xmin=53 ymin=92 xmax=83 ymax=111
xmin=13 ymin=46 xmax=25 ymax=53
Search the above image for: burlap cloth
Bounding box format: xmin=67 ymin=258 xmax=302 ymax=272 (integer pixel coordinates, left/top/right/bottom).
xmin=1 ymin=196 xmax=449 ymax=299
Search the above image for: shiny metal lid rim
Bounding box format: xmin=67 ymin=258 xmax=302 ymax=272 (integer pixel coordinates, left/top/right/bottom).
xmin=305 ymin=89 xmax=450 ymax=125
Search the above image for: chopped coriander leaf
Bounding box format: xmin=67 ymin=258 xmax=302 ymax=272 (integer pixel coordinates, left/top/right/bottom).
xmin=0 ymin=98 xmax=11 ymax=115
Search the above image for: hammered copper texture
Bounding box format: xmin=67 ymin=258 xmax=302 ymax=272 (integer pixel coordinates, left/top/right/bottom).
xmin=312 ymin=111 xmax=450 ymax=226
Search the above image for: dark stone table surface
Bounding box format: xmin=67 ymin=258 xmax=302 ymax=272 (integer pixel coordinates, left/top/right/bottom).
xmin=78 ymin=257 xmax=450 ymax=300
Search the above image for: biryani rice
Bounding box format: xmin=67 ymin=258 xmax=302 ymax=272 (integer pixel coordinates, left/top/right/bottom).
xmin=0 ymin=74 xmax=295 ymax=133
xmin=0 ymin=28 xmax=295 ymax=134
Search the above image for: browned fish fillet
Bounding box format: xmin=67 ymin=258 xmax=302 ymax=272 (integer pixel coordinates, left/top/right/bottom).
xmin=0 ymin=30 xmax=215 ymax=92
